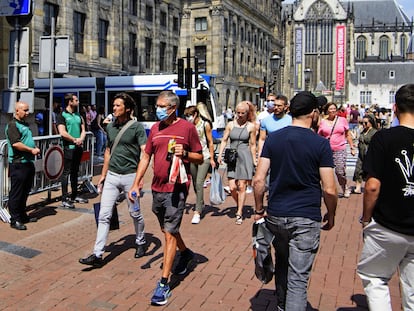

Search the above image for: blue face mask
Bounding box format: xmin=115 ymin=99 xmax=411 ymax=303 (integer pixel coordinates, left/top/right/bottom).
xmin=156 ymin=106 xmax=170 ymax=121
xmin=266 ymin=101 xmax=275 ymax=109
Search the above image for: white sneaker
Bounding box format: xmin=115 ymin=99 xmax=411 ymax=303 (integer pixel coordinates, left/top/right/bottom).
xmin=191 ymin=214 xmax=201 ymax=224
xmin=246 ymin=186 xmax=253 ymax=194
xmin=223 ymin=186 xmax=231 ymax=194
xmin=343 ymin=189 xmax=351 ymax=198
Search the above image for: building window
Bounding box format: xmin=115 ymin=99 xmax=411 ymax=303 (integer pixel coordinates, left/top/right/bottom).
xmin=129 ymin=33 xmax=138 ymax=66
xmin=360 ymin=91 xmax=372 ymax=105
xmin=356 ymin=36 xmax=367 ymax=60
xmin=74 ymin=11 xmax=86 ymax=54
xmin=195 ymin=45 xmax=207 ymax=73
xmin=98 ymin=19 xmax=109 ymax=58
xmin=240 ymin=27 xmax=244 ymax=42
xmin=400 ymin=34 xmax=407 ymax=58
xmin=130 ymin=0 xmax=137 ymax=16
xmin=145 ymin=5 xmax=153 ymax=22
xmin=232 ymin=22 xmax=237 ymax=41
xmin=44 ymin=2 xmax=59 ymax=35
xmin=389 ymin=70 xmax=395 ymax=79
xmin=360 ymin=70 xmax=366 ymax=79
xmin=173 ymin=16 xmax=179 ymax=32
xmin=159 ymin=42 xmax=166 ymax=71
xmin=379 ymin=35 xmax=389 ymax=60
xmin=224 ymin=18 xmax=228 ymax=34
xmin=145 ymin=37 xmax=152 ymax=69
xmin=389 ymin=91 xmax=395 ymax=105
xmin=305 ymin=21 xmax=317 ymax=53
xmin=173 ymin=45 xmax=178 ymax=71
xmin=320 ymin=20 xmax=333 ymax=53
xmin=195 ymin=17 xmax=207 ymax=31
xmin=160 ymin=11 xmax=167 ymax=28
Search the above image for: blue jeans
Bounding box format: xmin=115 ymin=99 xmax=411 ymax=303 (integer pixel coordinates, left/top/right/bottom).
xmin=94 ymin=129 xmax=106 ymax=157
xmin=266 ymin=216 xmax=321 ymax=311
xmin=93 ymin=171 xmax=145 ymax=258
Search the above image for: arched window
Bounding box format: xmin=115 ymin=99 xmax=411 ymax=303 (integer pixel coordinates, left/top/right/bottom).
xmin=400 ymin=34 xmax=407 ymax=58
xmin=379 ymin=35 xmax=389 ymax=60
xmin=356 ymin=36 xmax=367 ymax=60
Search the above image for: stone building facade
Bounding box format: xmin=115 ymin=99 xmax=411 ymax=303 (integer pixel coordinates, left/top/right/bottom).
xmin=282 ymin=0 xmax=414 ymax=108
xmin=179 ymin=0 xmax=282 ymax=111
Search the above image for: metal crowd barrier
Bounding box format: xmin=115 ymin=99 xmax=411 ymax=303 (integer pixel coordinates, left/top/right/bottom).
xmin=0 ymin=132 xmax=96 ymax=223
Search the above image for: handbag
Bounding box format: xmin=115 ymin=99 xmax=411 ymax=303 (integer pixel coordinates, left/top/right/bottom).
xmin=252 ymin=218 xmax=275 ymax=284
xmin=224 ymin=148 xmax=238 ymax=166
xmin=93 ymin=202 xmax=120 ymax=231
xmin=209 ymin=168 xmax=226 ymax=205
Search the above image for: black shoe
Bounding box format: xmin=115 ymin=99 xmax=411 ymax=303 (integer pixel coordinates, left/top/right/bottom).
xmin=61 ymin=200 xmax=75 ymax=209
xmin=135 ymin=244 xmax=147 ymax=258
xmin=22 ymin=216 xmax=38 ymax=223
xmin=10 ymin=221 xmax=27 ymax=230
xmin=79 ymin=254 xmax=103 ymax=267
xmin=72 ymin=197 xmax=88 ymax=204
xmin=173 ymin=249 xmax=195 ymax=275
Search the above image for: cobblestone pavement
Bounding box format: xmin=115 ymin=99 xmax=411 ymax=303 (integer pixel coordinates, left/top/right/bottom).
xmin=0 ymin=166 xmax=402 ymax=311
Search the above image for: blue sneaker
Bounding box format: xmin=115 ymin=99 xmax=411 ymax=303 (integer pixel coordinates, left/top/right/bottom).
xmin=150 ymin=281 xmax=171 ymax=306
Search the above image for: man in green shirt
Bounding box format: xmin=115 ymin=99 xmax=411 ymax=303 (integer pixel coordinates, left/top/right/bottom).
xmin=57 ymin=93 xmax=88 ymax=208
xmin=79 ymin=92 xmax=147 ymax=267
xmin=5 ymin=101 xmax=41 ymax=230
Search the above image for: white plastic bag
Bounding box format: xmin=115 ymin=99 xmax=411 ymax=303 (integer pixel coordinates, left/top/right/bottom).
xmin=209 ymin=168 xmax=226 ymax=205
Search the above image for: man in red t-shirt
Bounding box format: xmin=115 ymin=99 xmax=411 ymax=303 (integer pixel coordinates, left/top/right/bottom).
xmin=129 ymin=91 xmax=203 ymax=306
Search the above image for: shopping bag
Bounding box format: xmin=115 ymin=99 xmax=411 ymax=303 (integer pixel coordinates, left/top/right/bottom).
xmin=93 ymin=202 xmax=120 ymax=231
xmin=252 ymin=218 xmax=274 ymax=284
xmin=209 ymin=168 xmax=226 ymax=205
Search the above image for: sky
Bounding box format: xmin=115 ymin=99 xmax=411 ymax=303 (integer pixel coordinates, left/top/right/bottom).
xmin=283 ymin=0 xmax=414 ymax=19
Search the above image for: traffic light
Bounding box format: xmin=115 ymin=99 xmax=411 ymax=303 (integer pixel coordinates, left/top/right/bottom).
xmin=177 ymin=58 xmax=184 ymax=88
xmin=259 ymin=86 xmax=266 ymax=99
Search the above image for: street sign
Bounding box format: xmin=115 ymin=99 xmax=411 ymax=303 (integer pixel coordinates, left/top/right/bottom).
xmin=39 ymin=36 xmax=70 ymax=73
xmin=8 ymin=64 xmax=29 ymax=89
xmin=2 ymin=89 xmax=34 ymax=113
xmin=9 ymin=27 xmax=29 ymax=63
xmin=0 ymin=0 xmax=31 ymax=16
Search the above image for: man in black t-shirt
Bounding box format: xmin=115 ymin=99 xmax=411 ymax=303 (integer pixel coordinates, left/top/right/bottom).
xmin=357 ymin=84 xmax=414 ymax=310
xmin=253 ymin=91 xmax=338 ymax=311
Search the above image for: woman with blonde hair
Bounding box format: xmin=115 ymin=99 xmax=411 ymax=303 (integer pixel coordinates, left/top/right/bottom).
xmin=184 ymin=102 xmax=216 ymax=224
xmin=217 ymin=101 xmax=257 ymax=224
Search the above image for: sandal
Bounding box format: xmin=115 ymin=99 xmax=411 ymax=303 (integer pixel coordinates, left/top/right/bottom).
xmin=235 ymin=214 xmax=243 ymax=225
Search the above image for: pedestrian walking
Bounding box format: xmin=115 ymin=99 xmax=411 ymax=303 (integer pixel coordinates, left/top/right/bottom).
xmin=5 ymin=101 xmax=41 ymax=230
xmin=79 ymin=92 xmax=147 ymax=267
xmin=253 ymin=91 xmax=338 ymax=311
xmin=128 ymin=91 xmax=203 ymax=306
xmin=357 ymin=83 xmax=414 ymax=311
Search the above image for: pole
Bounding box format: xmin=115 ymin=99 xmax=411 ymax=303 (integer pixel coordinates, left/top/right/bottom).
xmin=12 ymin=18 xmax=20 ymax=101
xmin=48 ymin=17 xmax=55 ymax=136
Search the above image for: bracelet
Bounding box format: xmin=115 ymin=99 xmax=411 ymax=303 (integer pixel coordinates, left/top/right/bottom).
xmin=255 ymin=209 xmax=265 ymax=215
xmin=359 ymin=216 xmax=371 ymax=226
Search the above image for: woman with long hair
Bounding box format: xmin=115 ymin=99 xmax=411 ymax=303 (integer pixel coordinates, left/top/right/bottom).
xmin=352 ymin=114 xmax=377 ymax=194
xmin=184 ymin=102 xmax=216 ymax=224
xmin=318 ymin=102 xmax=356 ymax=198
xmin=217 ymin=101 xmax=257 ymax=224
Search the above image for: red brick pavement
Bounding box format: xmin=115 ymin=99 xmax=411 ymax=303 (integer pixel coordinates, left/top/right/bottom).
xmin=0 ymin=168 xmax=402 ymax=311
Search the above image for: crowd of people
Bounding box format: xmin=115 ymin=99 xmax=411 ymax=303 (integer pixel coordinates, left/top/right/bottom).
xmin=6 ymin=84 xmax=414 ymax=310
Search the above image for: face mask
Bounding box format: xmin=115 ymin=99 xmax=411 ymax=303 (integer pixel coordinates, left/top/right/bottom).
xmin=266 ymin=101 xmax=275 ymax=109
xmin=186 ymin=115 xmax=195 ymax=123
xmin=156 ymin=106 xmax=170 ymax=121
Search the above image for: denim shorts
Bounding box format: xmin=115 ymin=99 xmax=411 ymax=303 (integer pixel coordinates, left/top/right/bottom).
xmin=152 ymin=189 xmax=187 ymax=234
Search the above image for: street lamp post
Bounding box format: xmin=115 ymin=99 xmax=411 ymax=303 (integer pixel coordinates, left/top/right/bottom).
xmin=304 ymin=68 xmax=312 ymax=92
xmin=270 ymin=54 xmax=281 ymax=93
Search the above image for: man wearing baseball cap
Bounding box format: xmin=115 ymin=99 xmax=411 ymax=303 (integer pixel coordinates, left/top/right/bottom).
xmin=253 ymin=91 xmax=338 ymax=311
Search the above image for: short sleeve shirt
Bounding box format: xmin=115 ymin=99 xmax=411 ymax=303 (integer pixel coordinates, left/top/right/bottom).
xmin=318 ymin=116 xmax=349 ymax=151
xmin=260 ymin=113 xmax=292 ymax=132
xmin=363 ymin=126 xmax=414 ymax=235
xmin=262 ymin=126 xmax=334 ymax=221
xmin=106 ymin=120 xmax=147 ymax=174
xmin=146 ymin=118 xmax=202 ymax=192
xmin=57 ymin=110 xmax=83 ymax=148
xmin=5 ymin=118 xmax=36 ymax=163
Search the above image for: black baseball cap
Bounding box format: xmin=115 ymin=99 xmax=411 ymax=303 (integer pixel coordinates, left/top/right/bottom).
xmin=290 ymin=91 xmax=319 ymax=117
